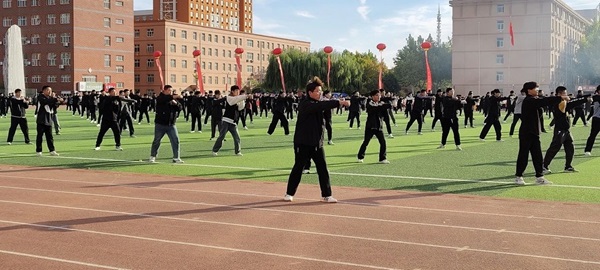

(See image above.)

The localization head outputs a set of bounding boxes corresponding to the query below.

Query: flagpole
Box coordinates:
[478,21,481,96]
[508,17,512,92]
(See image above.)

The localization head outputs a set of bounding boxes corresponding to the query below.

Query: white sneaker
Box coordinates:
[283,194,293,202]
[96,124,100,127]
[418,132,423,135]
[535,177,552,185]
[542,167,552,175]
[302,169,310,174]
[172,158,184,163]
[515,176,525,186]
[456,145,462,151]
[36,152,42,157]
[585,152,592,157]
[327,140,334,145]
[138,122,141,125]
[49,151,59,156]
[437,144,445,149]
[235,152,243,156]
[148,156,156,163]
[94,146,100,151]
[322,196,338,203]
[497,139,505,142]
[464,125,468,128]
[379,160,390,164]
[243,126,248,130]
[115,146,123,151]
[198,131,202,133]
[7,142,11,145]
[212,152,218,156]
[357,159,364,163]
[190,130,195,133]
[388,134,394,138]
[479,138,486,142]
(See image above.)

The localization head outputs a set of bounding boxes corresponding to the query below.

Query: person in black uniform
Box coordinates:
[189,91,203,133]
[357,89,391,164]
[542,86,590,173]
[6,89,31,145]
[380,89,395,138]
[138,94,151,124]
[212,85,250,156]
[431,89,444,131]
[267,91,290,135]
[283,77,350,203]
[438,88,462,150]
[322,90,335,145]
[463,91,477,128]
[479,89,510,141]
[584,86,600,156]
[348,91,365,129]
[405,90,431,135]
[514,82,564,185]
[35,86,62,156]
[209,91,225,140]
[572,90,588,127]
[95,88,128,151]
[149,85,184,163]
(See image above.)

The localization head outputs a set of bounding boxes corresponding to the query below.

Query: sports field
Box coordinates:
[0,109,598,203]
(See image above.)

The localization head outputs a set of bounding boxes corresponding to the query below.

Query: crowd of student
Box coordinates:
[1,80,599,202]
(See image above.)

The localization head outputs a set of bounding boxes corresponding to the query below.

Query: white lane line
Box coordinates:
[3,153,600,190]
[2,175,600,225]
[0,249,128,270]
[2,194,600,245]
[0,220,399,270]
[1,215,599,266]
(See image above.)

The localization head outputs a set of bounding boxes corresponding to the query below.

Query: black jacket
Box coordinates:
[519,95,561,137]
[441,96,461,118]
[365,100,391,131]
[36,94,58,126]
[100,96,122,122]
[293,98,340,148]
[154,93,182,126]
[552,95,590,131]
[486,96,509,119]
[9,97,28,118]
[271,96,287,114]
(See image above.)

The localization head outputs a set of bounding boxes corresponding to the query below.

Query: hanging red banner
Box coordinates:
[276,55,286,93]
[425,50,432,92]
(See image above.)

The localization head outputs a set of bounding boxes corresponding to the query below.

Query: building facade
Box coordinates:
[153,0,252,33]
[450,0,597,95]
[0,0,134,95]
[134,17,309,94]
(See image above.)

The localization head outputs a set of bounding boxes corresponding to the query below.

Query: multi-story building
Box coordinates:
[153,0,252,33]
[0,0,134,95]
[134,12,309,94]
[450,0,598,95]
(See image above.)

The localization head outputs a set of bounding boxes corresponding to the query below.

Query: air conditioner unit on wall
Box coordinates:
[59,65,65,69]
[63,42,69,47]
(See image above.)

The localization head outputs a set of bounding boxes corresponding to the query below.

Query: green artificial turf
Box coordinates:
[0,108,598,203]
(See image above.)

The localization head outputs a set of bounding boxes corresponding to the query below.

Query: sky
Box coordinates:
[134,0,599,67]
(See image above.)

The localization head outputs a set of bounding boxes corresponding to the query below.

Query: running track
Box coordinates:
[1,165,599,270]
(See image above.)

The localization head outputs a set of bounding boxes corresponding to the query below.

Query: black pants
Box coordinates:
[348,111,361,128]
[431,114,441,130]
[204,110,212,125]
[383,115,392,135]
[441,117,461,146]
[509,114,522,136]
[267,112,289,135]
[190,112,202,131]
[239,110,247,127]
[584,118,600,153]
[587,108,594,121]
[405,112,423,133]
[503,109,513,121]
[286,144,332,198]
[210,117,221,138]
[245,108,253,123]
[543,129,574,169]
[388,109,396,125]
[538,110,546,132]
[119,115,135,136]
[138,110,150,123]
[516,134,544,177]
[464,110,474,127]
[96,120,121,147]
[89,106,97,121]
[35,124,55,152]
[480,117,502,140]
[357,129,387,161]
[7,117,30,143]
[72,104,81,115]
[325,118,333,141]
[260,107,269,118]
[572,108,587,126]
[286,108,294,119]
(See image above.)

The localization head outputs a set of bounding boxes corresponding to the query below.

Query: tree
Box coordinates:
[575,20,600,86]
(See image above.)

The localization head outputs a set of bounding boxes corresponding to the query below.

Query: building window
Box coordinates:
[104,54,111,67]
[2,17,11,27]
[181,60,187,69]
[170,74,176,83]
[169,44,176,53]
[60,13,70,24]
[496,71,504,82]
[104,17,111,28]
[147,28,154,37]
[134,29,140,37]
[17,16,27,26]
[60,33,70,43]
[31,15,41,25]
[18,0,26,7]
[201,33,205,41]
[2,0,11,8]
[134,59,140,67]
[31,75,41,83]
[181,30,187,39]
[82,75,97,82]
[247,65,253,73]
[116,82,124,88]
[115,1,123,7]
[104,36,111,46]
[497,20,504,31]
[31,53,41,66]
[147,43,154,52]
[31,0,40,6]
[147,59,154,67]
[116,66,124,73]
[116,37,124,43]
[60,52,70,65]
[147,74,154,83]
[116,55,124,62]
[169,29,176,37]
[181,45,187,54]
[193,32,197,40]
[214,62,218,70]
[134,74,140,83]
[247,39,254,47]
[47,14,56,25]
[47,0,56,5]
[497,4,504,13]
[496,38,504,48]
[47,33,56,44]
[47,76,57,83]
[134,44,140,53]
[47,53,57,66]
[59,0,68,4]
[103,0,110,9]
[103,76,111,83]
[181,75,187,83]
[170,59,176,67]
[31,34,40,44]
[61,75,70,82]
[496,54,504,64]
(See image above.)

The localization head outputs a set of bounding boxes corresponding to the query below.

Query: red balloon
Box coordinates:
[192,50,201,57]
[272,47,283,55]
[323,46,333,54]
[421,42,432,50]
[234,47,244,55]
[376,43,386,51]
[153,51,162,58]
